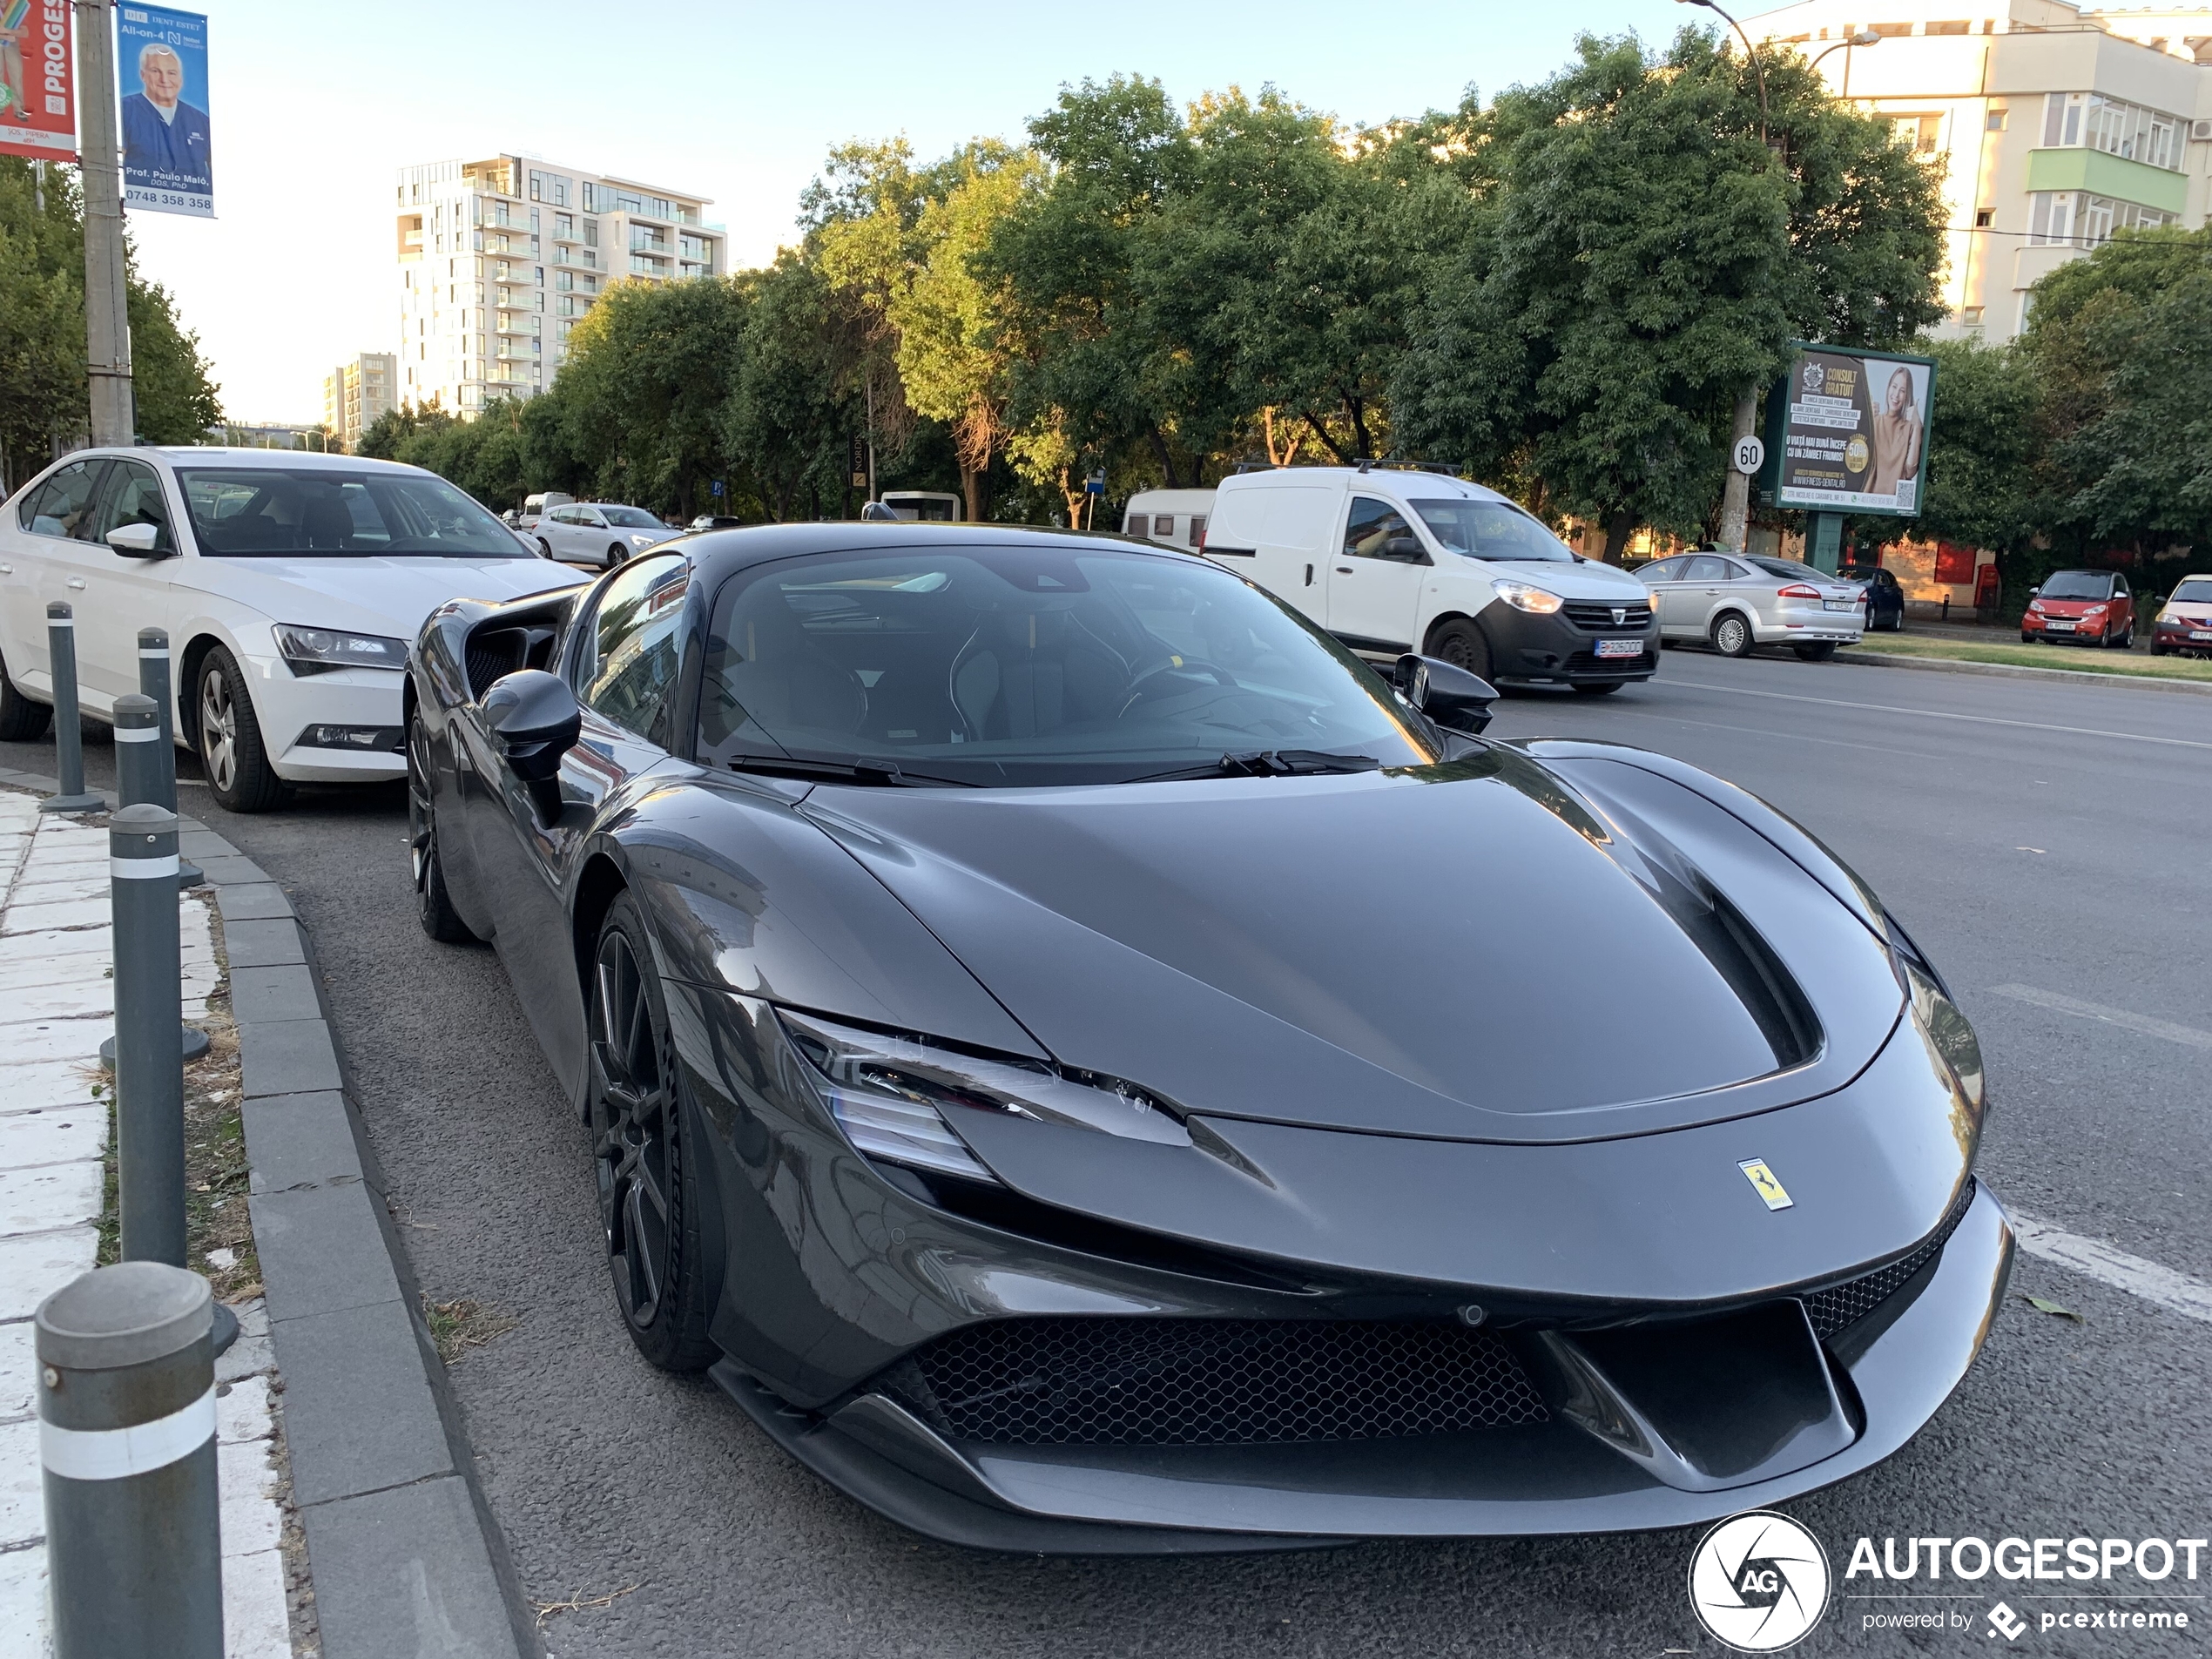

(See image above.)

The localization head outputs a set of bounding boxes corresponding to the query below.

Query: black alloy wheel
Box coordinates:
[408,713,475,943]
[0,651,52,741]
[1710,612,1753,658]
[589,894,717,1371]
[1427,618,1493,682]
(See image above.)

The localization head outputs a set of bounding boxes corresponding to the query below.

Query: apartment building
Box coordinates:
[1750,0,2212,340]
[322,353,396,451]
[395,155,725,415]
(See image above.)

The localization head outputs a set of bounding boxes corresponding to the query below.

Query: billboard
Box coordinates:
[0,0,76,162]
[1761,344,1936,518]
[118,3,211,218]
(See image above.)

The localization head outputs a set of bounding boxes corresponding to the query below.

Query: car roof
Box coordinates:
[674,520,1208,586]
[135,447,427,475]
[1219,466,1511,508]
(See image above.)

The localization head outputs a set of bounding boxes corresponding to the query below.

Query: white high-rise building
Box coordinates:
[395,154,725,415]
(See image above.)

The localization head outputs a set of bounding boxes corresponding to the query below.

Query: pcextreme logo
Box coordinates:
[1688,1511,1833,1652]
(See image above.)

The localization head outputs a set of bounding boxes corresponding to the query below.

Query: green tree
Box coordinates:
[1909,337,2041,604]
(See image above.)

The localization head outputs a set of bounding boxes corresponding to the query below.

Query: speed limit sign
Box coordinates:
[1731,435,1766,475]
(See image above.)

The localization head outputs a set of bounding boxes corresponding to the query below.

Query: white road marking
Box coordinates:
[1986,983,2212,1051]
[2009,1211,2212,1326]
[1668,678,2212,752]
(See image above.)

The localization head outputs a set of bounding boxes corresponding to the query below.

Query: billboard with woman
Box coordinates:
[1762,346,1936,517]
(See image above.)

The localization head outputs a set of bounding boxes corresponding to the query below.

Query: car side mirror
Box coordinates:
[1381,535,1427,563]
[481,669,581,783]
[105,523,164,557]
[2027,587,2040,598]
[1393,653,1497,736]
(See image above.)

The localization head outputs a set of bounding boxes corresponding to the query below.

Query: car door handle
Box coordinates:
[1335,565,1353,575]
[67,577,85,590]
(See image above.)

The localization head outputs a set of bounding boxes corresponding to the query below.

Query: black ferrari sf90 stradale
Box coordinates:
[404,523,2010,1552]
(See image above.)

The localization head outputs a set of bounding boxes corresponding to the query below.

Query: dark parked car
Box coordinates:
[404,523,2010,1550]
[2022,569,2134,648]
[1838,564,1905,631]
[689,514,747,532]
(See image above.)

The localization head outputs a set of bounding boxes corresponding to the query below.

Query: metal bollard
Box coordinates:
[39,602,105,814]
[136,629,205,887]
[111,804,189,1266]
[37,1261,225,1659]
[103,707,211,1070]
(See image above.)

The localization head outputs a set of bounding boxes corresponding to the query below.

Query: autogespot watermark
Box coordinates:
[1844,1533,2206,1642]
[1686,1519,2207,1649]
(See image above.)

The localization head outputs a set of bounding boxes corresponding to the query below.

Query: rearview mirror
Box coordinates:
[1393,654,1497,736]
[105,523,163,557]
[481,669,581,783]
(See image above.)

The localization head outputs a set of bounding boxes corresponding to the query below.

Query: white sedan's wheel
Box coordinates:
[195,647,287,813]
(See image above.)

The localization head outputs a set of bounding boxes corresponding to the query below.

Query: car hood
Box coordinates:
[798,748,1906,1145]
[179,556,587,639]
[1463,560,1648,601]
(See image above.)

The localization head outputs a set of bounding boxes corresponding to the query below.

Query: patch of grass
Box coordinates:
[421,1294,520,1366]
[1849,633,2212,682]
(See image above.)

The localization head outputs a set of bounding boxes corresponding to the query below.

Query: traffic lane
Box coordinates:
[1486,653,2212,1282]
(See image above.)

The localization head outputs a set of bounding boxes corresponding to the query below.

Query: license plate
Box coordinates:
[2192,631,2212,641]
[1823,598,1857,610]
[1595,638,1643,658]
[2045,621,2075,632]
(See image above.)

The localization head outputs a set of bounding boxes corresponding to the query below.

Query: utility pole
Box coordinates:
[1717,388,1758,551]
[76,0,135,446]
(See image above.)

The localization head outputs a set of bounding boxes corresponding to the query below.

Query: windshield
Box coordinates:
[699,544,1440,786]
[599,506,663,529]
[2171,579,2212,604]
[1748,557,1829,583]
[1407,499,1575,563]
[2040,571,2113,601]
[178,469,529,559]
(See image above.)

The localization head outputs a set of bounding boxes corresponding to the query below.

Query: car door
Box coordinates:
[539,504,576,562]
[0,462,95,690]
[2113,574,2133,641]
[1326,496,1430,652]
[10,458,113,701]
[479,552,694,1087]
[1635,557,1687,637]
[1682,556,1743,637]
[577,508,615,565]
[76,457,183,705]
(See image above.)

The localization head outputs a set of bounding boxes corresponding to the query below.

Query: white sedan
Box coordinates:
[0,448,588,813]
[533,502,684,568]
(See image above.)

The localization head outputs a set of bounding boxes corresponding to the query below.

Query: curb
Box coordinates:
[1832,647,2212,698]
[0,765,533,1659]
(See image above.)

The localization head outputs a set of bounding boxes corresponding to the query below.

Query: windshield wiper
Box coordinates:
[725,755,973,788]
[1127,750,1385,784]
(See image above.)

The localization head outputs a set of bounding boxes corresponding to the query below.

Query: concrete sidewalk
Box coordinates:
[0,789,296,1658]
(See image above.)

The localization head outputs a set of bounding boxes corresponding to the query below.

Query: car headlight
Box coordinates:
[1881,910,1984,1115]
[273,624,408,675]
[629,532,658,546]
[2083,605,2107,618]
[1494,580,1564,615]
[779,1008,1190,1184]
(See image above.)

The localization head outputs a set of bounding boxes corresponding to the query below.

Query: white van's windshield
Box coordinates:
[1408,500,1575,563]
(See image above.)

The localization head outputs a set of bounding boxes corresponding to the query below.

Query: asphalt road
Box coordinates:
[12,650,2210,1657]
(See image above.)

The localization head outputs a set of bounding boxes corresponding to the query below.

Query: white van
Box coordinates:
[1201,465,1658,693]
[1122,488,1216,551]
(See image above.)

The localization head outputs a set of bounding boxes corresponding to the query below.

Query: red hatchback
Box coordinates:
[2022,569,2135,649]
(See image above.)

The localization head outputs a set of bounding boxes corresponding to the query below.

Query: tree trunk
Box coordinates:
[1600,509,1638,565]
[1300,412,1349,464]
[1344,393,1374,463]
[1146,428,1183,489]
[960,463,984,524]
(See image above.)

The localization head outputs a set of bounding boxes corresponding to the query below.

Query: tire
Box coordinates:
[2151,640,2171,658]
[0,651,51,742]
[408,712,477,944]
[536,537,552,558]
[2021,631,2036,644]
[589,893,718,1372]
[1572,680,1625,695]
[194,645,288,813]
[1710,612,1753,658]
[2113,625,2134,651]
[1426,618,1494,682]
[607,543,628,568]
[1793,643,1837,662]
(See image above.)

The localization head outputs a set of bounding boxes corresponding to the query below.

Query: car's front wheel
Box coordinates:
[0,651,51,742]
[1710,612,1753,658]
[196,646,287,813]
[1427,618,1493,682]
[408,713,476,944]
[589,894,717,1372]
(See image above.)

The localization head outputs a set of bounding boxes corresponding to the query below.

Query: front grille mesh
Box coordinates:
[1563,601,1653,634]
[1802,1179,1976,1339]
[882,1317,1550,1446]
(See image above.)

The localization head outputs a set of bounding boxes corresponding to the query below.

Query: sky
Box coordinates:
[123,0,1750,421]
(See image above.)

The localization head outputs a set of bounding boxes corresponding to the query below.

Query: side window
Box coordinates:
[1343,496,1426,563]
[89,461,174,551]
[1684,556,1734,583]
[2114,577,2130,598]
[19,460,107,540]
[577,555,691,745]
[1640,557,1684,583]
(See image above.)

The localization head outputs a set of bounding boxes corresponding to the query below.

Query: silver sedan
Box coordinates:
[1635,553,1865,660]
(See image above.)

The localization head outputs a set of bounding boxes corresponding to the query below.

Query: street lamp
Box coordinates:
[1809,30,1882,73]
[1676,0,1768,143]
